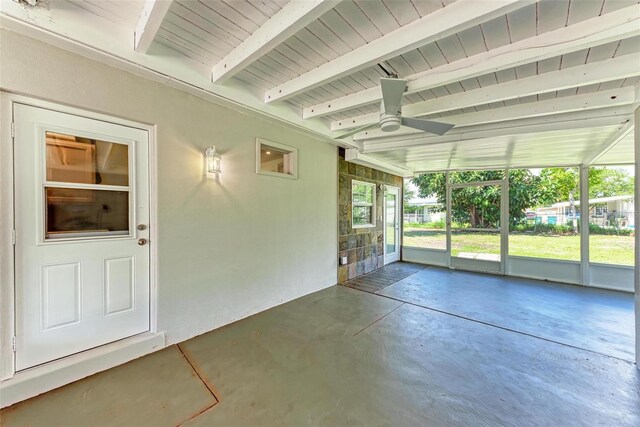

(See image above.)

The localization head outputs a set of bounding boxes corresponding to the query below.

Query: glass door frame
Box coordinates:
[384,185,401,264]
[445,172,509,274]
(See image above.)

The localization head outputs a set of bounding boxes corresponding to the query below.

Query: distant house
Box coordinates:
[535,195,634,227]
[404,197,444,224]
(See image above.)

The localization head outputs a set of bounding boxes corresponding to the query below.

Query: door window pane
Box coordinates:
[46,188,129,239]
[386,193,396,254]
[46,131,129,186]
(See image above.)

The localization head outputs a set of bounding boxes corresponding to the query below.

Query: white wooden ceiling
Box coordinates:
[1,0,639,175]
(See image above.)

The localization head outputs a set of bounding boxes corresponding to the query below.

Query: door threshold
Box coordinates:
[0,332,165,408]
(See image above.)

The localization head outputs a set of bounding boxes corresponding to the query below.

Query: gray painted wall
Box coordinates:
[0,29,338,345]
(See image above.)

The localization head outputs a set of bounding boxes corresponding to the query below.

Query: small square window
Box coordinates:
[256,138,298,179]
[352,180,376,228]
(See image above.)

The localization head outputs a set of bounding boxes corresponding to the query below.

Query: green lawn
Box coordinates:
[403,228,634,265]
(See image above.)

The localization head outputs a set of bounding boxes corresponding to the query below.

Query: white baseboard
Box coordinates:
[0,332,165,408]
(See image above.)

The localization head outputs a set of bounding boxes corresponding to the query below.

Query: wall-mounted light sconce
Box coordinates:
[379,184,387,191]
[205,146,221,177]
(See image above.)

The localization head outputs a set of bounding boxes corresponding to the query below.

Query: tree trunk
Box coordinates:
[470,205,477,228]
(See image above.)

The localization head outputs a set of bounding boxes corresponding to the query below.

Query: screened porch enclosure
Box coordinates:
[404,165,635,292]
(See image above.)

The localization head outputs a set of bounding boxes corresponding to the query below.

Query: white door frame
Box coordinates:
[446,175,509,274]
[0,93,160,386]
[384,185,401,264]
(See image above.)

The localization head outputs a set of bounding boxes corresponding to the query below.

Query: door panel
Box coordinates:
[14,104,150,370]
[41,262,81,330]
[384,186,401,264]
[104,257,135,315]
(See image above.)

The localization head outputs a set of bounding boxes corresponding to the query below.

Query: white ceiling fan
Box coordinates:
[335,77,455,139]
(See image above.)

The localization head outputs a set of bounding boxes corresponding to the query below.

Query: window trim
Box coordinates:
[352,179,376,229]
[256,138,298,180]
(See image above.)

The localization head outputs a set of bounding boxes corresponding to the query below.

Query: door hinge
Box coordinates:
[10,122,15,139]
[12,336,16,352]
[11,229,16,245]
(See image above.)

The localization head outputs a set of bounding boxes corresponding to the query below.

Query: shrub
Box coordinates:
[588,223,633,236]
[510,223,574,235]
[509,222,633,236]
[404,220,446,229]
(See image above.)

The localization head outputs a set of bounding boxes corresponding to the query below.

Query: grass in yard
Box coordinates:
[452,231,500,256]
[403,228,634,265]
[589,235,634,265]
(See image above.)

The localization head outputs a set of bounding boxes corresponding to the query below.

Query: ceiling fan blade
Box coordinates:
[334,123,379,139]
[401,117,454,135]
[380,78,407,115]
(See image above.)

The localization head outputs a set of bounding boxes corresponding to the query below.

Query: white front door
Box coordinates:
[13,104,151,370]
[384,185,401,264]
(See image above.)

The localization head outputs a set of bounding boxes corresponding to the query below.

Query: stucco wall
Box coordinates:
[0,29,338,345]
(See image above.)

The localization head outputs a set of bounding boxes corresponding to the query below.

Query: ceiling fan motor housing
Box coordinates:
[380,112,402,132]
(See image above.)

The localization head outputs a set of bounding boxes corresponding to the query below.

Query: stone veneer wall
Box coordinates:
[338,148,403,283]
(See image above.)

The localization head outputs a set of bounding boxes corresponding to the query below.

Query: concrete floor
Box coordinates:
[2,266,638,426]
[376,265,635,361]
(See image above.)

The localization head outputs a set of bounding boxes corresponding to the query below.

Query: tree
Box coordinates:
[402,183,424,214]
[411,170,542,227]
[537,168,581,205]
[537,167,633,203]
[411,167,635,228]
[589,168,633,198]
[403,182,415,205]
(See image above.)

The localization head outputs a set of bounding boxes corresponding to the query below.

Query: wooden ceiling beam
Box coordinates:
[351,87,635,141]
[264,0,533,103]
[134,0,173,53]
[306,4,640,119]
[212,0,340,84]
[361,106,635,153]
[331,53,640,131]
[0,0,342,147]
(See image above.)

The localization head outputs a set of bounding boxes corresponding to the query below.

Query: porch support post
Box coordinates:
[501,170,509,274]
[580,165,589,286]
[446,172,452,268]
[634,105,640,367]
